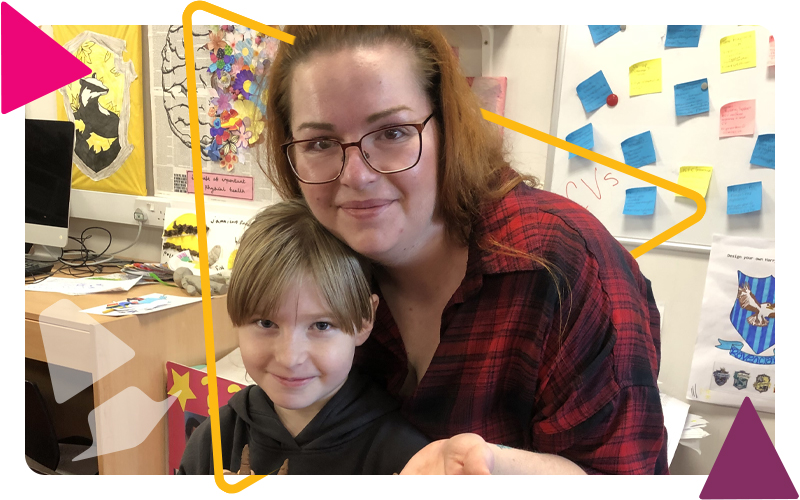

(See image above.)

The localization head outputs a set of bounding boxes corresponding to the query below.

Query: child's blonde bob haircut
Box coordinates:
[227,199,374,335]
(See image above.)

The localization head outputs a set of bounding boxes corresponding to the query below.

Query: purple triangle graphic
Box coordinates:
[1,2,91,113]
[701,397,797,499]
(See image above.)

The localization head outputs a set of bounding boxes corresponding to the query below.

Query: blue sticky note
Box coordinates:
[623,186,657,215]
[727,182,762,214]
[665,25,702,48]
[588,25,620,44]
[674,78,709,116]
[577,71,613,113]
[621,131,657,168]
[750,134,775,169]
[566,123,594,158]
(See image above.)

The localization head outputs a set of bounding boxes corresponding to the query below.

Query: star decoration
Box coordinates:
[168,369,196,412]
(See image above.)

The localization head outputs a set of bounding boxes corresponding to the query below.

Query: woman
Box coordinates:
[261,25,668,475]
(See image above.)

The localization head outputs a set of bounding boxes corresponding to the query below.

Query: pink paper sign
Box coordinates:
[719,99,756,138]
[186,171,254,200]
[768,35,775,66]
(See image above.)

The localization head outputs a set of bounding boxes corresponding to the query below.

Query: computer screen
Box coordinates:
[25,119,75,249]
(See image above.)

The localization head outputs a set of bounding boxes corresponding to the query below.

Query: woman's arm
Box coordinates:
[399,433,586,475]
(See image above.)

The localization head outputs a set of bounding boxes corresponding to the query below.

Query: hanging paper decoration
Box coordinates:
[149,25,277,202]
[203,25,276,172]
[54,26,146,195]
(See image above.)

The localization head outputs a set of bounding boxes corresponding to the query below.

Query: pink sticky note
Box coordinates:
[768,35,775,66]
[720,99,756,138]
[186,171,254,200]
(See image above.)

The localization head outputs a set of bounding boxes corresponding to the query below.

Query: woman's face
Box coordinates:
[289,44,441,265]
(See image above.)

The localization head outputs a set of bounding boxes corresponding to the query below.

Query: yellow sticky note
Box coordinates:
[629,59,662,96]
[677,166,713,198]
[720,31,756,73]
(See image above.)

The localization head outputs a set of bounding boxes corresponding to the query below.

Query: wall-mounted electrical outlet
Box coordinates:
[133,197,170,227]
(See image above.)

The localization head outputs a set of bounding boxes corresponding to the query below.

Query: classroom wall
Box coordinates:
[27,25,765,474]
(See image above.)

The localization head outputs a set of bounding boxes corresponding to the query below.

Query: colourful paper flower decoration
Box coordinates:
[236,125,252,149]
[237,37,255,65]
[212,92,234,112]
[225,31,243,48]
[204,140,222,161]
[221,153,238,171]
[233,69,255,99]
[207,105,217,117]
[233,100,264,144]
[206,30,226,52]
[231,56,246,75]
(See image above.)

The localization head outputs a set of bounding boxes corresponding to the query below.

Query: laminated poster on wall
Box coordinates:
[686,234,775,413]
[53,26,146,196]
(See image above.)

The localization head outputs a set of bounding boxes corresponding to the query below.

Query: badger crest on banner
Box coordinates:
[716,271,775,365]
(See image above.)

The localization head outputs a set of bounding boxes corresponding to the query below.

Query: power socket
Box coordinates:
[132,197,171,227]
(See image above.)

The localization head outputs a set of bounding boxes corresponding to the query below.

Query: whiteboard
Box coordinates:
[547,25,775,248]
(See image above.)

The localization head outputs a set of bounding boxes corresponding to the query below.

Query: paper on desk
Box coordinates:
[25,275,142,295]
[680,438,702,455]
[81,292,202,316]
[659,392,691,466]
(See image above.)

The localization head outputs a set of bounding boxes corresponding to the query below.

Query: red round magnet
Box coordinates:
[607,93,619,106]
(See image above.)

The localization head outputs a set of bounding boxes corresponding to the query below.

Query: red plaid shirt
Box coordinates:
[354,182,668,474]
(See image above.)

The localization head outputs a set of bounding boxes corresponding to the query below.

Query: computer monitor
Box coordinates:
[25,119,75,257]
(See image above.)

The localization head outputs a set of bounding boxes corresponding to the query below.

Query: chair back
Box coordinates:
[25,380,60,471]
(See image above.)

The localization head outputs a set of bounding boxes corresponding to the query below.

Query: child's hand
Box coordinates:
[399,433,494,475]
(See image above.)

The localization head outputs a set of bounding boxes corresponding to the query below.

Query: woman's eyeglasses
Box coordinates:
[282,113,435,184]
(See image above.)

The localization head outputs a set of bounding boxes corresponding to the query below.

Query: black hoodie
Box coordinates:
[178,370,431,475]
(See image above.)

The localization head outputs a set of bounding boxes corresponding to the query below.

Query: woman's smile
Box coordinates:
[338,199,395,219]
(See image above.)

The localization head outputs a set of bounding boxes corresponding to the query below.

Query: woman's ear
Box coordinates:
[355,294,380,347]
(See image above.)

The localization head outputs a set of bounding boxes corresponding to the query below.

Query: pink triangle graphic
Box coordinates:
[1,2,91,113]
[701,397,797,499]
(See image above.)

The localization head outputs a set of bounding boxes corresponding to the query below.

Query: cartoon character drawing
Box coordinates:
[754,374,771,393]
[733,370,750,390]
[713,367,730,386]
[73,73,122,173]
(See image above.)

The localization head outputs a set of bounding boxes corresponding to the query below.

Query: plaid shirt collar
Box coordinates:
[449,184,545,307]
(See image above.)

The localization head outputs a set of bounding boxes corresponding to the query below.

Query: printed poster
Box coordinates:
[687,234,775,413]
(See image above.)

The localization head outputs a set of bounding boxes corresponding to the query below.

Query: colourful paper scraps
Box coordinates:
[665,25,702,48]
[629,58,662,96]
[566,123,594,158]
[677,166,713,198]
[719,99,755,137]
[750,134,775,168]
[577,70,613,113]
[623,186,657,215]
[588,25,620,45]
[768,35,775,66]
[621,131,657,168]
[727,181,762,214]
[674,78,709,116]
[720,31,756,73]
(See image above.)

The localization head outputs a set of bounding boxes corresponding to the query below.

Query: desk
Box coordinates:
[25,279,238,474]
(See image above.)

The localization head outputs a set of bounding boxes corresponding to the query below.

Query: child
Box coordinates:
[178,199,430,475]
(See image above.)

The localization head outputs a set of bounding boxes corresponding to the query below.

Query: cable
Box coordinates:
[47,222,143,268]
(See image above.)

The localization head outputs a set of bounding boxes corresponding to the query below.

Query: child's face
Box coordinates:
[238,276,378,414]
